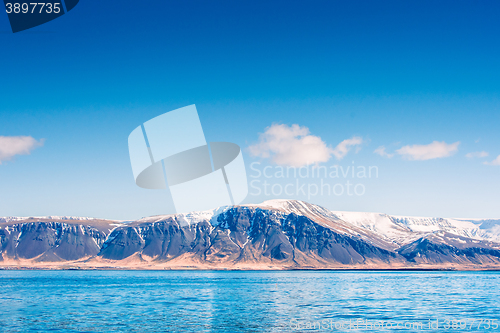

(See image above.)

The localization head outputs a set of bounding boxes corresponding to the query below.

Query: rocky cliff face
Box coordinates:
[397,231,500,265]
[1,202,500,269]
[99,207,402,267]
[0,221,108,261]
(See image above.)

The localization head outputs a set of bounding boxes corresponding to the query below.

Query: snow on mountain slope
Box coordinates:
[245,200,400,250]
[249,199,338,221]
[455,219,500,241]
[0,216,112,223]
[247,199,500,246]
[330,211,419,245]
[4,200,498,248]
[336,212,500,245]
[133,206,230,226]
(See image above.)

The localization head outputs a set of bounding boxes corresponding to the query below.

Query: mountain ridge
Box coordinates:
[1,200,500,270]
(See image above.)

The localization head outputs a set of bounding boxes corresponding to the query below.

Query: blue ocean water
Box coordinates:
[0,270,499,332]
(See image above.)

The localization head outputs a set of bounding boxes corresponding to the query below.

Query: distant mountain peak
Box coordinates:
[0,216,104,223]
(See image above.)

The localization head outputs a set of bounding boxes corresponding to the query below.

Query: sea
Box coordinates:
[0,270,499,332]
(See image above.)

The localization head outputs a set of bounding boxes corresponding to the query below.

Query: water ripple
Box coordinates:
[0,270,499,332]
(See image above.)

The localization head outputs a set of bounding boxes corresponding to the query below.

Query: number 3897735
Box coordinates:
[5,3,61,14]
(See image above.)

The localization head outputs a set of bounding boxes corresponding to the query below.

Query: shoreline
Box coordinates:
[2,266,500,272]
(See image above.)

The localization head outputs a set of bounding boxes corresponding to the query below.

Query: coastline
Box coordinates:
[2,258,500,272]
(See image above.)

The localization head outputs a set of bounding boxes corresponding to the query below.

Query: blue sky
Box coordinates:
[1,0,499,219]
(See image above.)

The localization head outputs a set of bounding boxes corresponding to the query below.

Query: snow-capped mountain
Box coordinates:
[248,199,500,246]
[1,200,499,269]
[0,216,107,223]
[133,206,230,227]
[346,213,500,244]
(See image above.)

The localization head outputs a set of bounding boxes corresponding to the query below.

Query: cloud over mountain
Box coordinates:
[248,124,362,167]
[331,136,363,160]
[374,146,394,158]
[248,124,331,167]
[485,155,500,166]
[466,151,489,159]
[396,141,459,161]
[0,136,45,164]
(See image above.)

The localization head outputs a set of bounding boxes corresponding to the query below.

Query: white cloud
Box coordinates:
[248,124,331,167]
[396,141,459,161]
[0,136,45,164]
[331,136,363,160]
[465,151,489,159]
[374,146,394,158]
[484,155,500,166]
[248,124,361,167]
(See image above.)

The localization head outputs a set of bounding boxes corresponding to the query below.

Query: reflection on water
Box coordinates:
[0,270,499,332]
